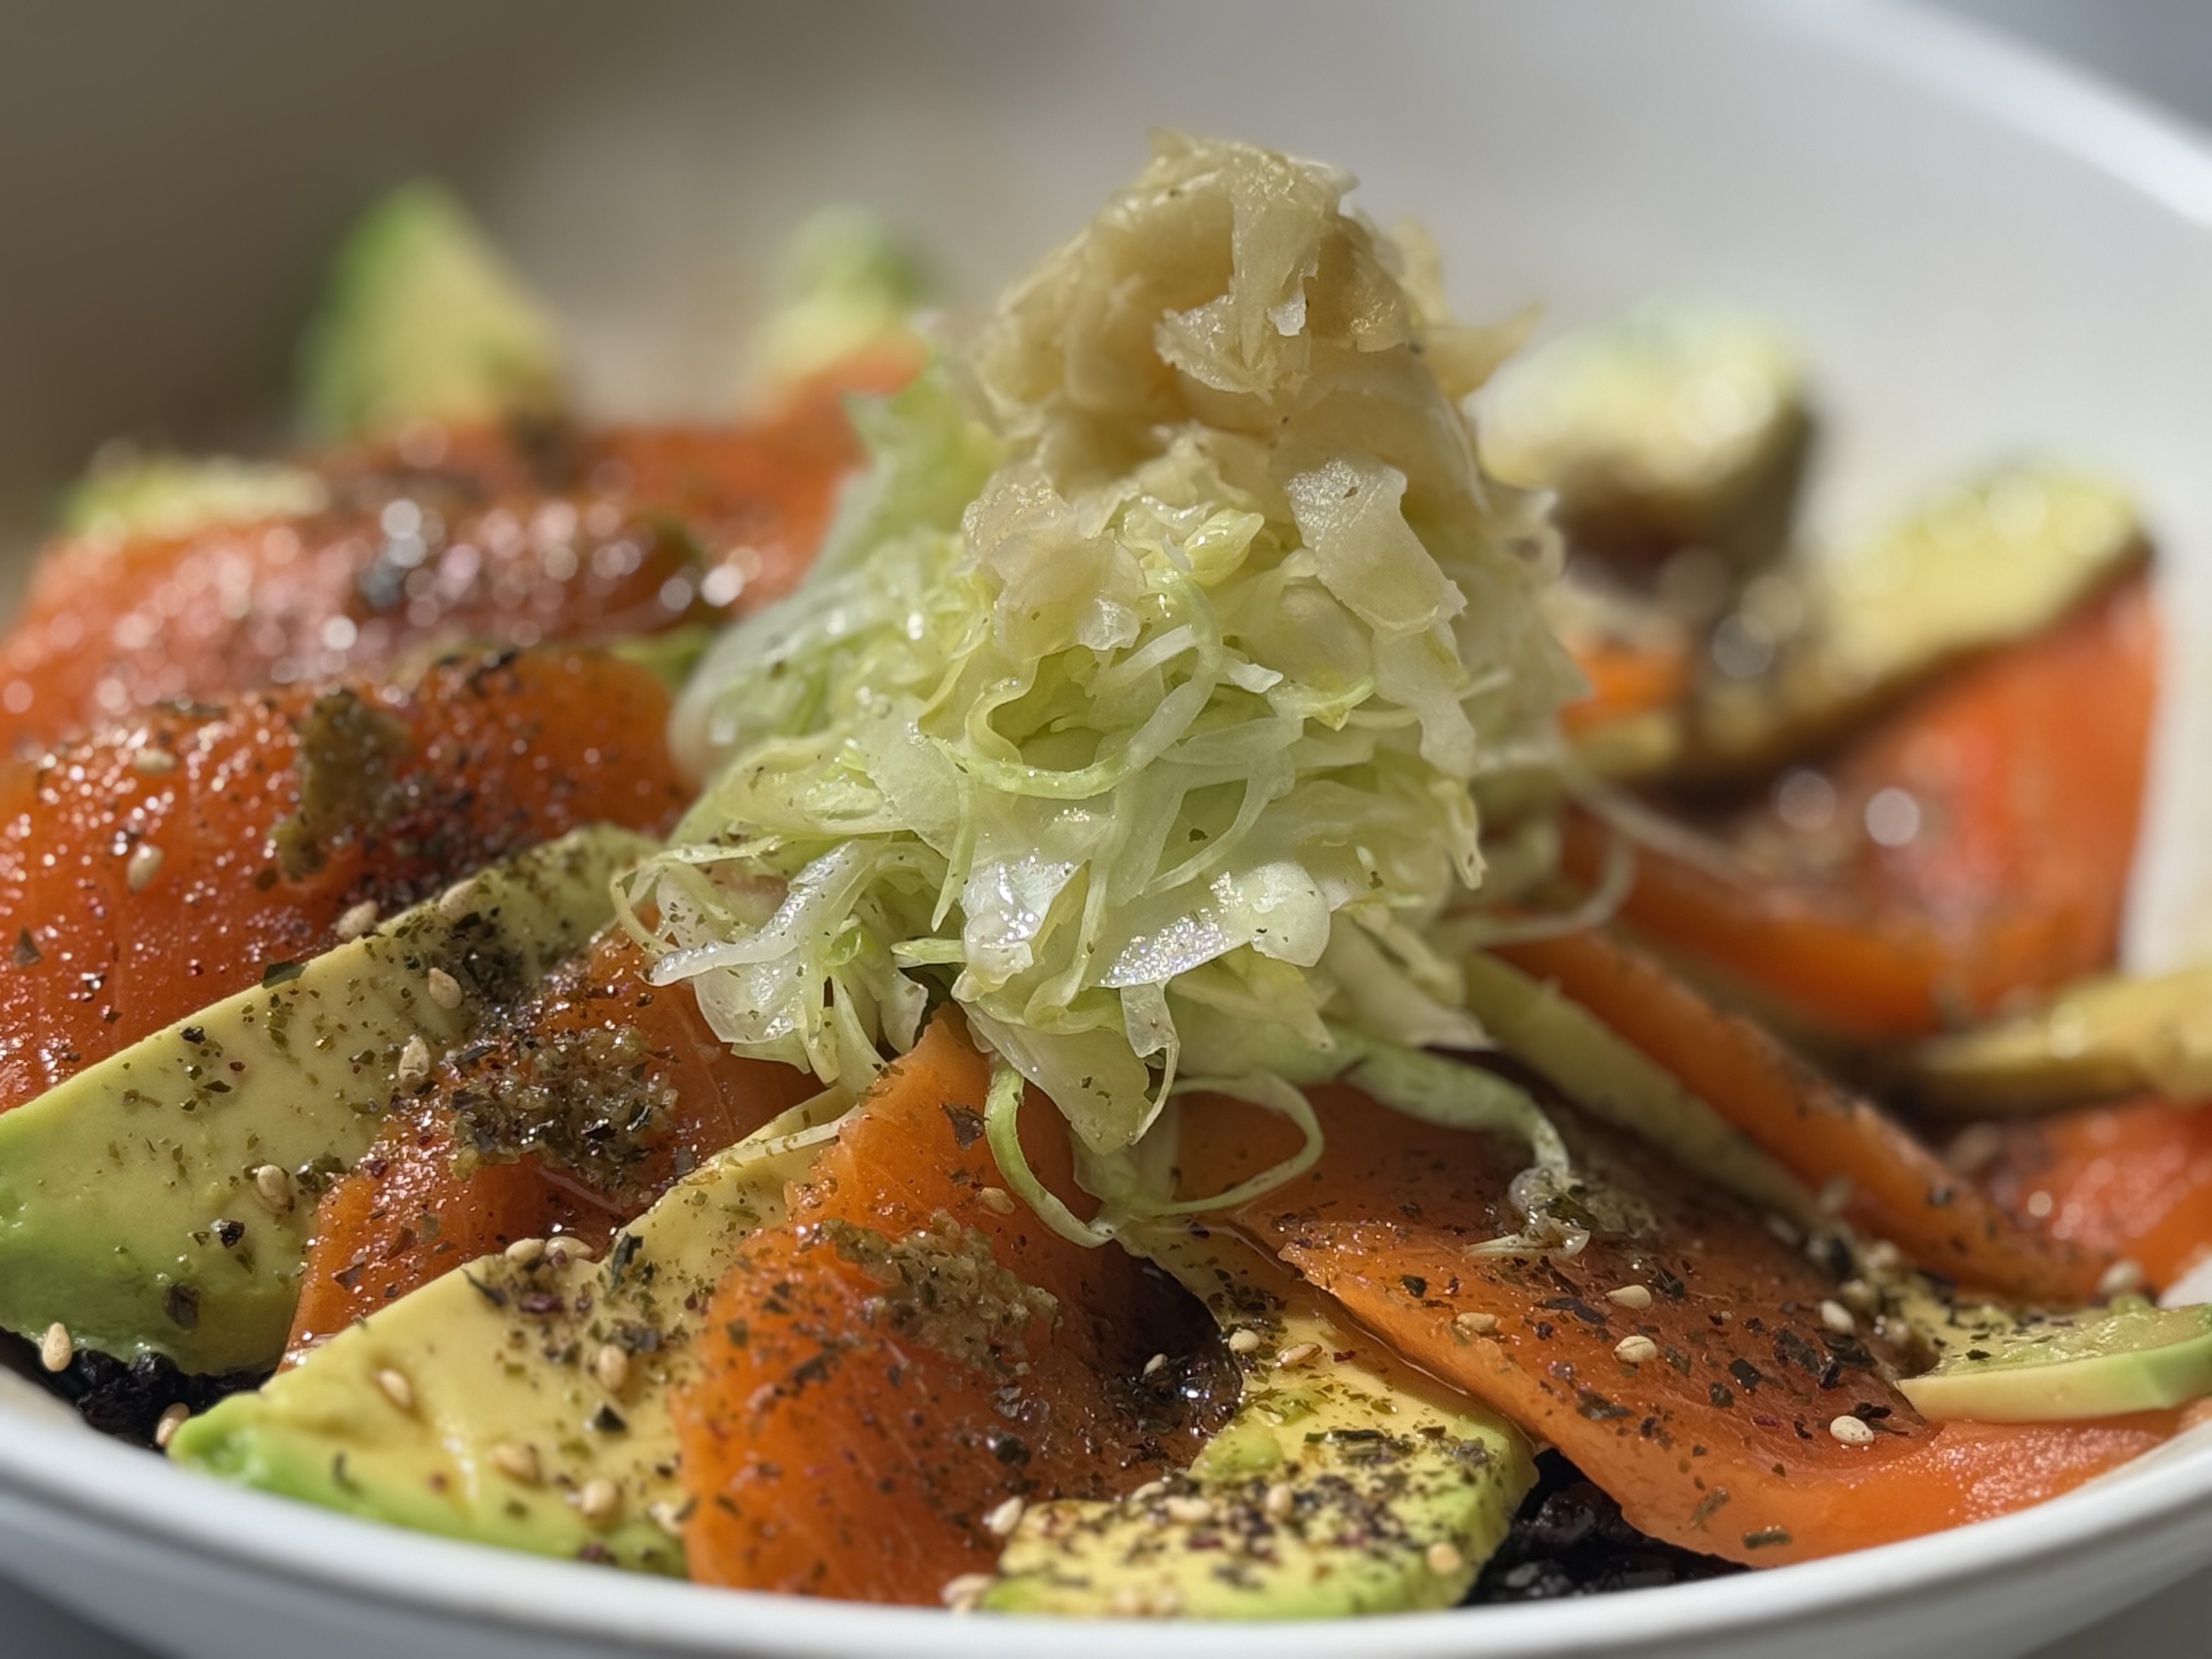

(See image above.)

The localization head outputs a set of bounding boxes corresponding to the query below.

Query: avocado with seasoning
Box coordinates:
[1897,1298,2212,1423]
[169,1088,851,1573]
[974,1222,1536,1619]
[297,179,563,441]
[0,826,649,1375]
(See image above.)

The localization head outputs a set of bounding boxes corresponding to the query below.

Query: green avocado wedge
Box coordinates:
[978,1222,1536,1619]
[170,1088,853,1572]
[1898,1299,2212,1423]
[297,179,563,441]
[0,826,650,1374]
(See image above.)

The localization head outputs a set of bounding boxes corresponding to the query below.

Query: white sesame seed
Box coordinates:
[505,1237,546,1266]
[1559,1228,1591,1259]
[1453,1310,1499,1336]
[2098,1259,2145,1299]
[975,1185,1017,1215]
[592,1344,630,1393]
[1818,1299,1857,1335]
[1129,1480,1167,1503]
[251,1164,294,1216]
[548,1237,597,1266]
[984,1496,1026,1538]
[425,968,464,1010]
[1613,1334,1660,1364]
[332,900,380,943]
[1276,1341,1322,1369]
[1263,1481,1295,1521]
[576,1477,620,1526]
[1829,1414,1877,1446]
[1226,1328,1262,1355]
[38,1323,72,1373]
[647,1498,690,1537]
[435,878,481,922]
[1142,1352,1168,1378]
[1861,1240,1903,1274]
[394,1033,432,1088]
[941,1572,994,1612]
[1163,1494,1214,1525]
[132,747,178,776]
[154,1402,190,1449]
[1818,1175,1854,1216]
[374,1368,415,1413]
[124,844,164,892]
[1425,1540,1466,1576]
[489,1440,541,1485]
[1605,1284,1652,1310]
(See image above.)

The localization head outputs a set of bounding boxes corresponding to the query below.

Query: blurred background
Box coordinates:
[0,0,2209,1650]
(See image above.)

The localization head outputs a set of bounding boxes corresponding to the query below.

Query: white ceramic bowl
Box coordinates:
[6,2,2212,1655]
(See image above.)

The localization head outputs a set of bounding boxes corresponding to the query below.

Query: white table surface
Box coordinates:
[8,0,2212,1651]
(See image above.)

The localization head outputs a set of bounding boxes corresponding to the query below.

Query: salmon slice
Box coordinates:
[1181,1085,2169,1567]
[0,409,865,748]
[1976,1099,2212,1290]
[674,1013,1232,1605]
[0,648,688,1112]
[282,929,816,1361]
[1496,930,2109,1306]
[1572,573,2158,1039]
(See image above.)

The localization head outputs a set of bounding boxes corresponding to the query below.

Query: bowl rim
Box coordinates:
[8,0,2212,1650]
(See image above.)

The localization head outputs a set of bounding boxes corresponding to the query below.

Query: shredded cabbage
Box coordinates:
[638,133,1584,1240]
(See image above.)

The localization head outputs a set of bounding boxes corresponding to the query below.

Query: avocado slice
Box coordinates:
[1905,965,2212,1115]
[1670,464,2145,780]
[297,179,563,441]
[1478,302,1809,570]
[171,1087,853,1572]
[1897,1299,2212,1423]
[749,205,930,394]
[0,826,649,1374]
[60,449,327,544]
[975,1222,1536,1618]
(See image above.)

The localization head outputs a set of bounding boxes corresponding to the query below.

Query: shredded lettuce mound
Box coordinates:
[634,133,1584,1241]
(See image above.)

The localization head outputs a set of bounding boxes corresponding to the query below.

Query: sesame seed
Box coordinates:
[1818,1299,1857,1335]
[2098,1259,2145,1299]
[425,968,464,1010]
[1818,1175,1854,1216]
[647,1498,691,1537]
[154,1403,190,1449]
[1163,1495,1214,1525]
[132,747,178,776]
[125,845,164,892]
[941,1572,994,1613]
[1829,1414,1876,1446]
[1605,1284,1652,1310]
[332,900,380,943]
[548,1237,597,1266]
[1613,1334,1659,1364]
[577,1477,620,1526]
[1142,1352,1168,1378]
[1839,1278,1880,1314]
[1263,1481,1295,1521]
[374,1368,415,1413]
[1425,1540,1466,1576]
[1226,1328,1262,1355]
[394,1033,432,1088]
[1453,1310,1499,1336]
[489,1441,541,1485]
[435,878,481,922]
[38,1323,72,1373]
[1129,1480,1167,1503]
[251,1164,294,1215]
[984,1496,1026,1538]
[1276,1341,1322,1369]
[592,1344,630,1393]
[505,1238,546,1266]
[976,1185,1016,1215]
[1861,1240,1903,1274]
